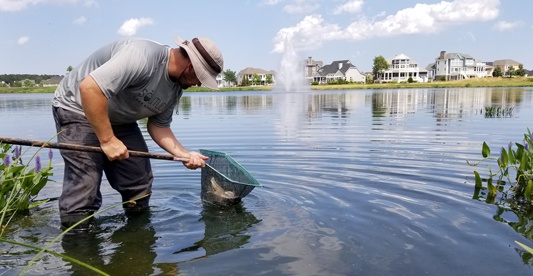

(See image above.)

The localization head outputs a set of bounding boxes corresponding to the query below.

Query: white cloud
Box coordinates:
[117,17,154,36]
[273,0,501,53]
[333,0,364,15]
[493,20,522,31]
[73,16,87,25]
[283,0,319,14]
[17,36,29,45]
[0,0,78,12]
[272,14,344,53]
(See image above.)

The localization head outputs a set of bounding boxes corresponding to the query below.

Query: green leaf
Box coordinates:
[520,153,528,172]
[500,148,509,168]
[525,180,533,200]
[508,148,516,164]
[474,171,482,188]
[482,142,490,158]
[487,176,497,197]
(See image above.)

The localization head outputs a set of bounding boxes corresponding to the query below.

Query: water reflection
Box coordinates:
[59,204,260,275]
[3,89,533,275]
[173,204,261,258]
[61,211,157,275]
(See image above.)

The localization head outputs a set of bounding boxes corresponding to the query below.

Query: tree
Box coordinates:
[252,73,261,85]
[66,65,73,74]
[266,74,273,85]
[493,67,502,77]
[222,69,237,86]
[240,75,250,86]
[517,64,526,77]
[372,56,388,82]
[507,66,516,78]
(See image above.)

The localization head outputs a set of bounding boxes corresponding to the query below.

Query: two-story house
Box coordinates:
[305,57,323,83]
[431,51,490,81]
[312,60,366,84]
[379,54,428,83]
[237,67,276,86]
[493,59,523,76]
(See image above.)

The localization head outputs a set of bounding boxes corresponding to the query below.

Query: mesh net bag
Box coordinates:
[200,149,260,206]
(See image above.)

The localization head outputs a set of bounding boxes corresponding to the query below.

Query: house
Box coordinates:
[237,67,276,86]
[493,59,523,76]
[312,60,365,84]
[42,76,63,87]
[305,57,323,82]
[379,53,427,83]
[430,51,490,81]
[215,73,232,88]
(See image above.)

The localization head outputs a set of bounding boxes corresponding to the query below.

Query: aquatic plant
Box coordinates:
[468,129,533,204]
[482,106,515,118]
[468,129,533,265]
[0,143,54,235]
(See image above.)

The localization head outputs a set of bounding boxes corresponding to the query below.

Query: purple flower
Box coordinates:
[4,154,10,167]
[14,146,20,159]
[35,155,41,173]
[48,148,53,160]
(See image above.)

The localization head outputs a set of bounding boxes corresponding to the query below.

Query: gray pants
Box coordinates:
[53,107,153,227]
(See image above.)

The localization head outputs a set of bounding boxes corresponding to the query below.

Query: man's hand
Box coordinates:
[100,136,129,161]
[182,151,208,170]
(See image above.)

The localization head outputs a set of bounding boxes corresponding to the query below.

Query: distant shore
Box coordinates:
[1,77,532,94]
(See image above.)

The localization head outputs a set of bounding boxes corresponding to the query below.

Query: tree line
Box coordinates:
[0,74,63,87]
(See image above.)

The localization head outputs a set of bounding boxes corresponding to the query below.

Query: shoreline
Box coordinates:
[1,77,532,93]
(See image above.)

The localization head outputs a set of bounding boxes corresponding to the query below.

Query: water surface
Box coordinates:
[1,88,532,275]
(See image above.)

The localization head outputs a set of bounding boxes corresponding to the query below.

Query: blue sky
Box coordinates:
[0,0,531,75]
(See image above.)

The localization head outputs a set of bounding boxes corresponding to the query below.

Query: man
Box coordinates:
[52,36,223,231]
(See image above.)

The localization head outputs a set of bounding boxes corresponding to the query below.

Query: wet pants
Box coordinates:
[53,106,153,227]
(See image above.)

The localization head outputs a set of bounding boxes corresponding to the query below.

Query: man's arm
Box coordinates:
[147,122,207,169]
[79,75,129,160]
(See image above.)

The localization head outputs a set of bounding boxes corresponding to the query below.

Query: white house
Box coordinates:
[431,51,490,81]
[237,67,276,86]
[380,54,427,83]
[312,60,366,84]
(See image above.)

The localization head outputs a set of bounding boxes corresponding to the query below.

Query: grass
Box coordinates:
[2,77,533,94]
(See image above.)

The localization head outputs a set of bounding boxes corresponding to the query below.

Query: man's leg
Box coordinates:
[104,123,153,215]
[53,106,105,231]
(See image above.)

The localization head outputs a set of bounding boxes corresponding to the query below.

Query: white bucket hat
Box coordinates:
[175,37,223,90]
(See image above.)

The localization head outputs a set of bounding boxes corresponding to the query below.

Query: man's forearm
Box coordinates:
[147,123,189,158]
[80,76,114,144]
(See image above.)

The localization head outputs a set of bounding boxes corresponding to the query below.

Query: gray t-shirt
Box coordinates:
[52,38,182,127]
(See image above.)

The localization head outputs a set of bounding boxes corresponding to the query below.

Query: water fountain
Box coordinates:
[275,35,309,92]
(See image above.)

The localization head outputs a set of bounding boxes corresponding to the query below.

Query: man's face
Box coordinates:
[178,64,202,90]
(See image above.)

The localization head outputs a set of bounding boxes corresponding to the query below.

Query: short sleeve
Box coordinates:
[89,45,149,99]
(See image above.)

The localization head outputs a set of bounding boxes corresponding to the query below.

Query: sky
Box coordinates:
[0,0,532,75]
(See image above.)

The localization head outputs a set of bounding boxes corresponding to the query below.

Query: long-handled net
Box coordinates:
[199,149,261,206]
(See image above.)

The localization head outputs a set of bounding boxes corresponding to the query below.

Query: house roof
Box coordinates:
[392,53,410,60]
[316,60,356,76]
[439,52,474,60]
[238,67,276,75]
[493,59,522,66]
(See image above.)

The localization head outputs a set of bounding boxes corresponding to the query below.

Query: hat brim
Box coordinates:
[175,37,220,90]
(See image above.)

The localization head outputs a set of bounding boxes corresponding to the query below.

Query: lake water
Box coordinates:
[1,88,533,275]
